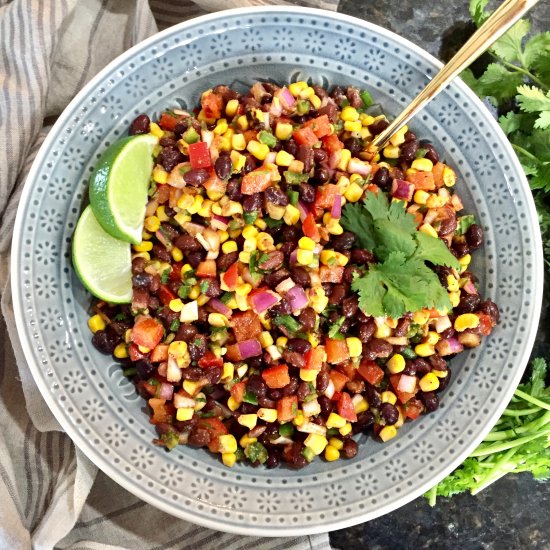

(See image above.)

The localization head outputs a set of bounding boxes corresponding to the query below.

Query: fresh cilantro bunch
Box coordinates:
[426,358,550,505]
[463,0,550,266]
[341,191,460,318]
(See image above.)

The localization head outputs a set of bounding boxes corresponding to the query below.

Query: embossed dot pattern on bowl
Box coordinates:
[11,7,542,536]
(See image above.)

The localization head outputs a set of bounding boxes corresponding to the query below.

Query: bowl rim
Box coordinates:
[11,5,544,536]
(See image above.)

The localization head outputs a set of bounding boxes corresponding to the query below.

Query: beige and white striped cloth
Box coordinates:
[0,1,339,548]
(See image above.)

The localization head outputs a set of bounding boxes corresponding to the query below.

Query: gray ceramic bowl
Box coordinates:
[12,6,543,536]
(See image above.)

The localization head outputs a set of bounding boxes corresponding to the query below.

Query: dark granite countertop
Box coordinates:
[330,1,550,549]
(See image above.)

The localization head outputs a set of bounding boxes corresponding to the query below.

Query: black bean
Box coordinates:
[188,427,211,447]
[280,240,297,258]
[312,167,330,184]
[439,216,458,237]
[181,366,205,381]
[452,238,470,257]
[364,385,382,408]
[400,140,419,163]
[466,224,483,249]
[135,358,155,380]
[404,131,417,142]
[355,411,375,434]
[151,244,170,262]
[342,439,358,459]
[313,148,328,163]
[243,154,257,174]
[132,272,153,289]
[131,256,146,274]
[282,350,306,369]
[284,139,298,156]
[226,178,242,201]
[174,234,201,251]
[157,146,184,172]
[332,232,356,251]
[270,299,292,316]
[298,182,316,203]
[358,320,376,343]
[318,102,338,122]
[243,193,262,212]
[204,278,222,297]
[344,137,363,156]
[265,452,280,469]
[263,268,290,288]
[214,155,232,180]
[247,374,267,398]
[92,329,119,355]
[296,382,310,402]
[422,143,439,164]
[204,365,221,385]
[380,403,399,425]
[455,293,481,314]
[130,114,150,135]
[216,251,238,272]
[318,395,333,417]
[176,323,198,342]
[173,118,191,136]
[368,119,390,135]
[183,168,210,187]
[351,248,374,264]
[281,376,299,397]
[412,358,431,376]
[436,368,452,392]
[329,284,347,305]
[297,145,315,173]
[372,166,390,190]
[189,334,207,362]
[393,317,412,337]
[420,391,439,412]
[265,186,289,206]
[289,265,310,287]
[258,250,284,271]
[343,265,361,284]
[316,370,330,393]
[281,225,300,241]
[479,300,500,324]
[287,338,312,355]
[342,295,359,318]
[298,307,317,332]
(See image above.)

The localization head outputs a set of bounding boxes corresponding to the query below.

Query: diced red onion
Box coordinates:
[331,194,342,219]
[210,214,229,231]
[384,336,409,346]
[201,129,213,148]
[249,425,267,439]
[435,337,464,356]
[296,421,327,435]
[457,332,481,348]
[391,179,414,201]
[463,280,477,294]
[158,382,174,401]
[271,435,294,445]
[209,298,232,318]
[145,199,159,217]
[166,357,182,383]
[397,374,417,394]
[251,82,267,102]
[275,277,296,294]
[297,200,309,222]
[237,338,263,359]
[279,87,296,110]
[269,99,283,117]
[167,162,190,189]
[424,208,438,225]
[324,379,335,399]
[435,315,452,333]
[302,398,321,418]
[173,392,196,409]
[183,222,206,237]
[286,285,308,311]
[289,249,298,265]
[155,230,173,250]
[328,150,342,169]
[265,151,277,165]
[347,158,372,177]
[250,290,281,313]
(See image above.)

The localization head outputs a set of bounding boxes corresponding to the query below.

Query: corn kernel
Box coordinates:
[267,203,286,220]
[449,291,461,308]
[354,397,369,414]
[454,313,480,332]
[88,314,106,333]
[360,113,376,126]
[446,274,459,292]
[275,122,294,140]
[221,240,238,254]
[177,194,194,211]
[389,125,408,146]
[217,434,237,454]
[235,293,249,311]
[169,298,183,313]
[293,410,305,427]
[419,372,440,392]
[344,120,362,132]
[299,86,315,99]
[329,438,344,451]
[156,205,169,222]
[168,246,182,263]
[144,215,160,233]
[298,236,316,251]
[297,249,314,265]
[227,396,240,411]
[186,195,203,215]
[152,165,168,185]
[237,414,258,430]
[426,195,445,209]
[414,190,430,205]
[276,336,288,348]
[443,165,456,186]
[188,284,200,300]
[239,435,257,448]
[433,369,449,378]
[310,94,322,110]
[236,283,252,297]
[379,425,398,442]
[222,452,237,467]
[246,140,269,161]
[411,158,434,172]
[339,422,352,436]
[426,331,440,345]
[344,182,364,203]
[326,413,346,429]
[346,337,362,358]
[259,331,274,348]
[337,148,352,171]
[242,225,258,240]
[381,391,397,405]
[131,251,150,262]
[221,362,234,382]
[133,241,153,252]
[326,219,344,235]
[412,310,430,325]
[275,150,294,166]
[383,144,400,159]
[284,204,300,226]
[299,368,318,382]
[256,232,274,251]
[334,252,349,267]
[324,445,340,462]
[341,105,359,121]
[459,254,471,269]
[320,250,337,265]
[304,433,328,455]
[217,230,229,244]
[113,342,128,359]
[415,343,435,357]
[419,223,438,239]
[138,345,150,354]
[149,122,164,138]
[214,118,228,135]
[257,408,278,423]
[387,354,406,374]
[225,98,239,117]
[238,251,250,263]
[196,294,210,307]
[208,313,229,327]
[308,332,319,348]
[289,81,307,96]
[175,407,194,422]
[374,323,392,339]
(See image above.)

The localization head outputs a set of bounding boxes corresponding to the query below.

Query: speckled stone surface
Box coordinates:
[331,2,550,549]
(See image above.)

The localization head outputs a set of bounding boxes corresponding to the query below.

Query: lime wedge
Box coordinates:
[72,205,132,303]
[89,134,157,244]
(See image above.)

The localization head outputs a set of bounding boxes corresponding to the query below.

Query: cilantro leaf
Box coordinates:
[475,63,524,104]
[340,202,376,251]
[523,32,550,72]
[363,190,391,221]
[530,163,550,193]
[372,218,418,260]
[469,0,490,26]
[516,85,550,130]
[491,19,530,64]
[499,111,523,136]
[413,232,461,269]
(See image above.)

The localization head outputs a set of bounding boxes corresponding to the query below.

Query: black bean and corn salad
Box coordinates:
[88,81,499,469]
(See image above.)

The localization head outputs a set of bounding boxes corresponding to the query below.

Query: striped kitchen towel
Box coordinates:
[0,1,338,549]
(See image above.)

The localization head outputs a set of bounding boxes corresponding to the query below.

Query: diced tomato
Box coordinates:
[336,360,357,380]
[131,316,164,350]
[337,392,357,422]
[402,398,424,420]
[221,262,239,291]
[229,381,246,404]
[477,313,494,335]
[293,126,319,146]
[148,398,175,425]
[432,162,446,188]
[325,338,350,364]
[231,310,262,342]
[315,184,340,210]
[188,141,212,169]
[128,343,147,362]
[201,92,224,119]
[358,360,384,386]
[158,284,177,306]
[277,395,298,423]
[198,351,223,369]
[156,183,171,204]
[150,344,169,363]
[389,374,416,404]
[142,379,159,396]
[241,169,273,195]
[169,262,183,283]
[198,417,229,453]
[262,364,290,389]
[302,212,320,241]
[304,346,325,370]
[203,173,227,195]
[158,112,184,131]
[224,343,242,362]
[196,260,217,278]
[329,370,350,392]
[407,170,435,191]
[321,133,344,153]
[320,265,344,283]
[304,114,331,138]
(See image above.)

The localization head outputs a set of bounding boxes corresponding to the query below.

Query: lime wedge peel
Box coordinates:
[89,133,157,244]
[72,205,132,303]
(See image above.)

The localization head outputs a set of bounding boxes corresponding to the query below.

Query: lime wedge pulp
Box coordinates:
[89,133,157,244]
[72,205,133,303]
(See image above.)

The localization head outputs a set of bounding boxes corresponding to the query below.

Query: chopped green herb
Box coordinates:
[328,316,346,338]
[148,181,158,197]
[147,378,160,386]
[274,314,301,333]
[199,411,216,419]
[279,423,294,437]
[288,189,299,206]
[178,164,192,175]
[113,312,127,321]
[243,391,258,405]
[360,89,374,108]
[401,346,417,360]
[169,319,181,332]
[243,211,258,224]
[193,338,202,347]
[301,447,315,462]
[160,431,179,451]
[178,284,191,299]
[160,268,171,284]
[258,130,277,148]
[220,291,234,304]
[284,171,310,185]
[199,280,210,294]
[244,441,268,464]
[264,217,284,228]
[415,147,428,158]
[228,219,241,231]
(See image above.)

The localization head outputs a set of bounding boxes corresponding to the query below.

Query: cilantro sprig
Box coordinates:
[341,191,459,319]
